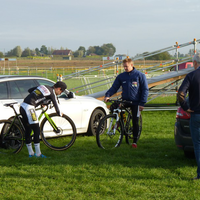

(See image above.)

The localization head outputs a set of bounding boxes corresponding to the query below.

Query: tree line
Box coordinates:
[0,43,116,58]
[0,44,196,60]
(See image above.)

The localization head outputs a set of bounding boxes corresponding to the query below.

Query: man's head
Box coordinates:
[192,53,200,70]
[53,81,67,95]
[123,58,134,72]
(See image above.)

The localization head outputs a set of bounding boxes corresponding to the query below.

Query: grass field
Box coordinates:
[0,110,198,200]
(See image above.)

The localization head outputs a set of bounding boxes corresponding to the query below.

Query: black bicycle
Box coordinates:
[0,102,77,154]
[96,99,142,150]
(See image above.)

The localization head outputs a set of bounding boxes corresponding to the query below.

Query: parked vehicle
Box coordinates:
[174,106,194,157]
[0,75,109,136]
[171,62,193,71]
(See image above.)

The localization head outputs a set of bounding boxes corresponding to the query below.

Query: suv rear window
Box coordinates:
[0,82,8,99]
[9,79,37,99]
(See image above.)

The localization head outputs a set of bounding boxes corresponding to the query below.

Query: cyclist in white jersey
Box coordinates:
[20,81,67,158]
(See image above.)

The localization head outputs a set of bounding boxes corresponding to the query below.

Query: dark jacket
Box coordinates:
[24,85,61,116]
[178,67,200,113]
[105,68,149,106]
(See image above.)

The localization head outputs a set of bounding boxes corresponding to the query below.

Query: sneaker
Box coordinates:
[35,154,47,158]
[29,154,35,158]
[132,143,137,148]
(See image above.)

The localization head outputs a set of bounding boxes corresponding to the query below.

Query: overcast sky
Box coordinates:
[0,0,199,57]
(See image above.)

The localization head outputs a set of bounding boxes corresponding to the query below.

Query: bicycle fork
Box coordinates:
[106,113,120,136]
[43,113,60,134]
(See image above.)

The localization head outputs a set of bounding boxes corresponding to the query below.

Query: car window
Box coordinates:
[10,80,37,99]
[0,82,8,99]
[35,79,54,87]
[9,81,23,99]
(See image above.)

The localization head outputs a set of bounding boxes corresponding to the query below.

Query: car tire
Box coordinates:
[87,109,105,136]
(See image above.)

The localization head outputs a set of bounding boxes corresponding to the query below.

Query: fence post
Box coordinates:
[194,38,197,55]
[175,42,179,71]
[115,57,119,75]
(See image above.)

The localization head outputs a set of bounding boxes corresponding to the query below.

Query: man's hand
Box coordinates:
[186,109,194,113]
[139,106,144,111]
[104,97,110,102]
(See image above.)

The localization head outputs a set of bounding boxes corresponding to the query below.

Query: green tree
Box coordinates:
[40,45,48,55]
[35,48,40,56]
[6,49,14,57]
[146,52,171,60]
[48,47,55,55]
[13,46,22,57]
[73,50,84,57]
[78,46,86,55]
[86,43,116,56]
[102,43,116,56]
[21,47,31,57]
[94,46,103,55]
[86,46,96,55]
[0,51,4,58]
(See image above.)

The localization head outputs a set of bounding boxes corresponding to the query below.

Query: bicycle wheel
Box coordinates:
[96,114,123,150]
[0,120,24,154]
[125,114,142,145]
[40,113,77,151]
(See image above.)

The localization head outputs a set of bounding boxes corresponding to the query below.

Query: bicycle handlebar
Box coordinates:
[108,99,133,106]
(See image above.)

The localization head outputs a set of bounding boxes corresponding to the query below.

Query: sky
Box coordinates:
[0,0,200,57]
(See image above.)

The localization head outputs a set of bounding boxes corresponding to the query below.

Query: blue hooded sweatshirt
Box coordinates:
[105,68,149,106]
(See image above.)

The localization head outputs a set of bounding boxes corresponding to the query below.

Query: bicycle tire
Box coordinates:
[96,114,123,150]
[125,114,142,145]
[40,113,77,151]
[0,120,24,154]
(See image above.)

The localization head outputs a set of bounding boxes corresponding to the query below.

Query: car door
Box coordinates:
[58,97,83,131]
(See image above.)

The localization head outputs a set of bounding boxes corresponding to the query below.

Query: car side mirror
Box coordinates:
[64,90,76,98]
[68,91,75,98]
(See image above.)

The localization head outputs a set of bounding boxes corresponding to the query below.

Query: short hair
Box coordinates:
[123,58,133,64]
[193,52,200,64]
[54,81,67,91]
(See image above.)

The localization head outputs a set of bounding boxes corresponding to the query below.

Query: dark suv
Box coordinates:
[174,106,194,157]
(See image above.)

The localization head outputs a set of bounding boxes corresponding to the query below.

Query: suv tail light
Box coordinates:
[176,107,190,119]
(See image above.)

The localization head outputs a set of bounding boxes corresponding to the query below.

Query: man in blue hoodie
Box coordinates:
[178,52,200,180]
[104,58,149,148]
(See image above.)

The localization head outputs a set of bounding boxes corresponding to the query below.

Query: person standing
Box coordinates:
[104,58,149,148]
[20,81,67,158]
[177,52,200,180]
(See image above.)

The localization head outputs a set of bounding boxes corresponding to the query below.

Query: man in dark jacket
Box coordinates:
[20,81,67,158]
[104,58,149,148]
[178,52,200,180]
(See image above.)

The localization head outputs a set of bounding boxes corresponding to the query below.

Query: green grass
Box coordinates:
[0,111,199,200]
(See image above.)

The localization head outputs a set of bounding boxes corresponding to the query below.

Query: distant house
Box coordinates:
[52,50,72,56]
[88,53,97,56]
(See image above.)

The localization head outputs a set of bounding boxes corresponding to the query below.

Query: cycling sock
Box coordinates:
[34,143,41,156]
[26,143,34,155]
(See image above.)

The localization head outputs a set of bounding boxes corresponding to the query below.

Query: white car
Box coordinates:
[0,75,109,136]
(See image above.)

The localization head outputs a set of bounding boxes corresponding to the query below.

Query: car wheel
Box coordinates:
[87,109,105,136]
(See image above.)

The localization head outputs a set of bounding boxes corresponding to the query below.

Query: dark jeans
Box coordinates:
[190,113,200,178]
[128,105,139,143]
